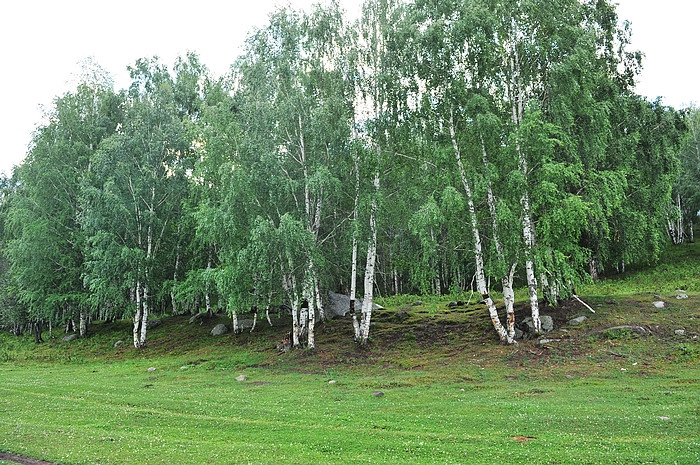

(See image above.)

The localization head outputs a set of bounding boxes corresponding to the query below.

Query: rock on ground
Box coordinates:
[210,323,229,336]
[567,316,587,326]
[652,301,665,309]
[62,334,78,342]
[326,291,384,319]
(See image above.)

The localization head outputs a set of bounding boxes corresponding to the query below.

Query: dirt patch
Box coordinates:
[0,452,57,465]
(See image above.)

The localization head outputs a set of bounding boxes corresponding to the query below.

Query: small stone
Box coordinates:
[328,380,337,384]
[652,301,665,309]
[114,340,124,348]
[411,301,422,306]
[236,375,247,382]
[674,329,686,336]
[538,338,560,345]
[147,367,156,373]
[62,334,78,342]
[676,293,688,300]
[567,316,588,326]
[657,416,670,421]
[372,391,384,397]
[654,294,663,301]
[180,366,188,370]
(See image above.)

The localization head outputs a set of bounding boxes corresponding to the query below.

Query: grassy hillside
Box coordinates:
[0,242,698,464]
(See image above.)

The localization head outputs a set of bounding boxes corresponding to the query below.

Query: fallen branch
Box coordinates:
[573,294,595,313]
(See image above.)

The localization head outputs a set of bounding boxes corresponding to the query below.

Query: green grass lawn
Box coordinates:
[0,242,699,464]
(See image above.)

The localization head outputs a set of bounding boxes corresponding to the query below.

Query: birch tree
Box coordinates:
[84,57,188,349]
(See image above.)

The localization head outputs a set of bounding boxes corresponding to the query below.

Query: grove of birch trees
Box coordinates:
[0,0,694,348]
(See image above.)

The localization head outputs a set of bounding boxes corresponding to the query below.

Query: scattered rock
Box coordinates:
[189,313,206,324]
[567,316,588,326]
[372,391,384,397]
[62,334,78,342]
[147,367,156,373]
[326,291,384,320]
[538,338,561,345]
[146,318,161,329]
[657,416,671,421]
[447,301,467,308]
[514,328,525,340]
[114,340,124,348]
[541,315,554,332]
[210,323,229,336]
[653,294,663,301]
[180,366,188,370]
[520,315,554,334]
[652,301,665,309]
[674,329,686,336]
[675,290,688,300]
[238,319,255,331]
[411,301,423,306]
[392,309,409,322]
[328,380,337,384]
[236,375,247,382]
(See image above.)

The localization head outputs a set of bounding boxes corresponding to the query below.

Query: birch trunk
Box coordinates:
[139,282,149,347]
[360,170,380,345]
[350,148,361,341]
[510,51,541,334]
[172,224,181,315]
[133,281,143,349]
[450,111,510,343]
[305,274,316,350]
[291,298,300,348]
[79,310,87,337]
[503,264,517,340]
[232,311,239,334]
[250,311,257,333]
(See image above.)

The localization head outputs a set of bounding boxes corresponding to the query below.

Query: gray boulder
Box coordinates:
[114,340,124,348]
[675,290,688,300]
[211,323,229,336]
[189,312,206,324]
[236,375,247,382]
[147,318,162,329]
[238,319,255,331]
[652,301,665,309]
[521,315,554,333]
[567,316,588,326]
[326,291,384,320]
[674,329,686,336]
[62,334,78,342]
[541,315,554,332]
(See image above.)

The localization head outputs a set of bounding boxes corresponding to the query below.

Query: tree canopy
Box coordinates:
[0,0,691,347]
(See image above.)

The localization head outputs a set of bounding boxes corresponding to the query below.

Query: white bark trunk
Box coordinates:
[360,171,380,345]
[232,311,239,334]
[305,274,315,350]
[503,264,517,340]
[172,224,181,315]
[250,311,257,333]
[450,110,510,343]
[133,281,143,349]
[291,298,300,348]
[266,307,273,326]
[350,148,361,341]
[79,310,87,337]
[509,39,541,334]
[139,283,149,347]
